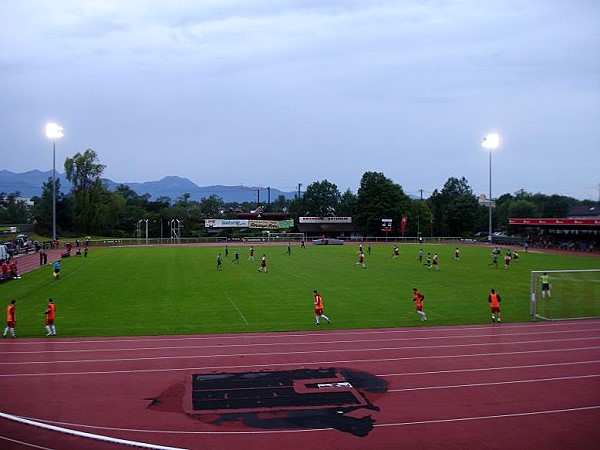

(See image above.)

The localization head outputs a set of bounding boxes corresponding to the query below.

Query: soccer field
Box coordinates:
[4,243,599,338]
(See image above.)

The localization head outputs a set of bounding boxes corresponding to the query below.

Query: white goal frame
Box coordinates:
[530,269,600,321]
[264,232,306,243]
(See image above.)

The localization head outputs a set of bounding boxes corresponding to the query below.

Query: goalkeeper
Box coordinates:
[540,272,552,298]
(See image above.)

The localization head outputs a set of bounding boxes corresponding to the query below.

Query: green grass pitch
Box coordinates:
[3,243,599,338]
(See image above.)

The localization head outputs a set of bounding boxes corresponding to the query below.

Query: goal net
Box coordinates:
[530,269,600,321]
[265,232,306,243]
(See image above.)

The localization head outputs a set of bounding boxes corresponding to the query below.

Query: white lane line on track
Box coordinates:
[2,336,599,366]
[0,412,188,450]
[0,435,55,450]
[1,346,599,377]
[1,321,597,348]
[379,359,600,377]
[9,405,600,436]
[388,373,600,392]
[4,327,599,355]
[374,405,600,428]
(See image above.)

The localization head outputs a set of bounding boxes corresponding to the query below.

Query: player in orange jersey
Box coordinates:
[45,298,57,336]
[413,288,427,321]
[3,300,16,338]
[488,288,502,322]
[313,290,331,325]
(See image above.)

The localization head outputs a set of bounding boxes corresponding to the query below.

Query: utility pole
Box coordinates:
[417,189,424,237]
[267,186,271,204]
[297,183,302,199]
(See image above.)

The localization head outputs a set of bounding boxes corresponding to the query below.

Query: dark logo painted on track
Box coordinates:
[147,367,387,437]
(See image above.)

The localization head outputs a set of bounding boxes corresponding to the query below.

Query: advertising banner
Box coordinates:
[278,219,295,229]
[400,216,408,236]
[206,219,294,229]
[299,217,352,224]
[509,218,600,226]
[249,220,279,229]
[205,219,250,228]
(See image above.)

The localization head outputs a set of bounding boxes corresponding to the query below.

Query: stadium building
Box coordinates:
[509,204,600,252]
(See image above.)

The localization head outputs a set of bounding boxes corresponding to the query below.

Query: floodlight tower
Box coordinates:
[482,133,500,243]
[46,123,64,242]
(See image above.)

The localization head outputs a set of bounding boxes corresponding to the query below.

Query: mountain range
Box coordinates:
[0,170,296,203]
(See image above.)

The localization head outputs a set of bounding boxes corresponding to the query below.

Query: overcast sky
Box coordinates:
[1,0,599,200]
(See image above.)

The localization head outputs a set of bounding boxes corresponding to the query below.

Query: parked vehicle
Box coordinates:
[0,244,8,261]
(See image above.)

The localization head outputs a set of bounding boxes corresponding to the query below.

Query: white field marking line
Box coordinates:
[1,321,596,347]
[10,405,600,436]
[1,346,598,378]
[5,327,599,355]
[374,405,600,428]
[0,435,55,450]
[0,412,188,450]
[224,292,249,326]
[2,335,598,366]
[388,373,600,393]
[378,359,600,378]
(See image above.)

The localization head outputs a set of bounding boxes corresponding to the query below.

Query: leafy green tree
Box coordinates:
[114,184,152,235]
[493,193,514,233]
[302,180,342,217]
[0,191,31,224]
[175,193,192,208]
[271,194,289,213]
[337,189,357,217]
[162,193,204,237]
[64,149,118,234]
[31,178,72,237]
[71,179,124,234]
[532,193,578,217]
[64,149,106,191]
[200,195,224,218]
[92,188,126,235]
[509,199,538,218]
[428,177,479,236]
[354,172,411,235]
[407,200,433,237]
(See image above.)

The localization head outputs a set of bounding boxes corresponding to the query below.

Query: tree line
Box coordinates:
[0,149,594,239]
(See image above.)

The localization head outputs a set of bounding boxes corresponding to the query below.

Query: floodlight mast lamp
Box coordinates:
[482,133,500,243]
[46,123,64,242]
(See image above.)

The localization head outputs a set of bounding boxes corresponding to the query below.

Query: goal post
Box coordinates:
[530,269,600,321]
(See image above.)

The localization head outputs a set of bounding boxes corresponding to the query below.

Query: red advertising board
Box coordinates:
[509,218,600,226]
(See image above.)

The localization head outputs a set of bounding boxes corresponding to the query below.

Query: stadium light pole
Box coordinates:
[46,123,64,242]
[482,133,500,243]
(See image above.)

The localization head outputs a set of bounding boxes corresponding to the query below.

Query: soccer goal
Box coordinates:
[265,232,306,243]
[530,269,600,321]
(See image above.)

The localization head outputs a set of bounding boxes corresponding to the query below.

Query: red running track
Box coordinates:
[1,320,599,450]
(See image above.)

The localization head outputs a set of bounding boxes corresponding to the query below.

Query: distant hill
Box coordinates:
[0,170,295,203]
